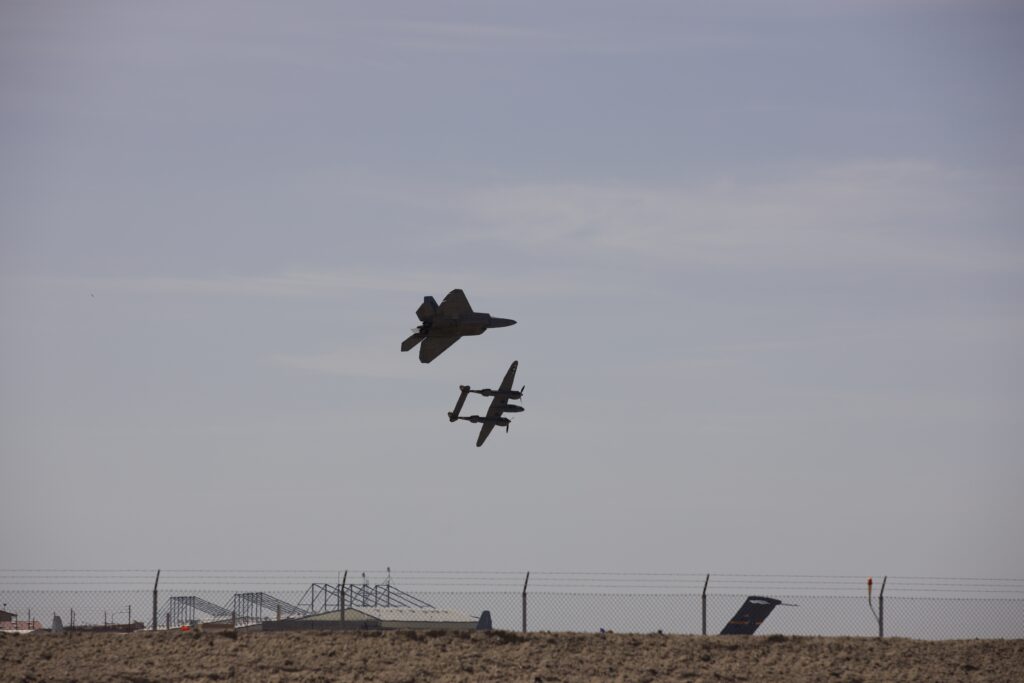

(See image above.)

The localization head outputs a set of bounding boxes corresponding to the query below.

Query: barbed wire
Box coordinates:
[2,569,1023,596]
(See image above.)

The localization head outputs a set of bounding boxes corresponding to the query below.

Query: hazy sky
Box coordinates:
[2,1,1022,578]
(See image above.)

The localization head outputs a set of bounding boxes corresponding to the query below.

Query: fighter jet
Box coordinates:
[448,360,524,447]
[401,289,516,363]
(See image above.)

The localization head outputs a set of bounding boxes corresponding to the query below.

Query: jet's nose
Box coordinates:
[490,317,516,328]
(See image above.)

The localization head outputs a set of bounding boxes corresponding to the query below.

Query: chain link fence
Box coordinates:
[2,570,1022,639]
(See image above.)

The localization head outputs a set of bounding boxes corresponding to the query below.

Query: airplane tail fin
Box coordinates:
[402,332,425,352]
[720,596,784,635]
[416,296,438,322]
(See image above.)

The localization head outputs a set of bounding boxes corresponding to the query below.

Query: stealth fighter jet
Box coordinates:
[401,289,516,363]
[448,360,524,446]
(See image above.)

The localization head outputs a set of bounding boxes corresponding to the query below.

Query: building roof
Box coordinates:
[298,607,477,625]
[354,607,477,623]
[0,620,44,632]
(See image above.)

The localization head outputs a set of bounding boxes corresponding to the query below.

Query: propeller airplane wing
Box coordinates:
[476,361,519,447]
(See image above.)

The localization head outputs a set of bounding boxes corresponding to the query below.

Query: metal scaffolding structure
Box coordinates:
[346,582,434,609]
[164,596,231,627]
[298,582,435,613]
[230,592,306,625]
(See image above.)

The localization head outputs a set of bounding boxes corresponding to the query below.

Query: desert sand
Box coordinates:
[2,629,1022,682]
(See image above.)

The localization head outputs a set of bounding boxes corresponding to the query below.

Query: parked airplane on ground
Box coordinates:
[448,360,524,446]
[401,289,516,363]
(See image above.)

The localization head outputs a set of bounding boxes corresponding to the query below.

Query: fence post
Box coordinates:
[128,605,132,632]
[878,576,887,638]
[340,570,347,628]
[702,574,709,636]
[152,569,160,631]
[166,613,170,630]
[522,572,530,634]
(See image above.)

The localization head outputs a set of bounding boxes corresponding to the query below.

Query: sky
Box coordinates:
[1,1,1022,579]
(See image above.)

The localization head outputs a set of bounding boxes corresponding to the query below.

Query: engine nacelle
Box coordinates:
[502,405,524,413]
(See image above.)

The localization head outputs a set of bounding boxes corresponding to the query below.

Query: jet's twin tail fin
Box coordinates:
[404,295,438,352]
[417,296,438,322]
[437,289,472,318]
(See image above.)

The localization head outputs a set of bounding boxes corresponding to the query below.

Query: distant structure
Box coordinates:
[229,592,306,626]
[300,581,434,614]
[162,596,232,627]
[157,579,489,632]
[0,619,43,632]
[256,606,486,632]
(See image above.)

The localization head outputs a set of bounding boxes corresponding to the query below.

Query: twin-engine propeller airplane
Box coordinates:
[448,360,524,447]
[401,289,516,363]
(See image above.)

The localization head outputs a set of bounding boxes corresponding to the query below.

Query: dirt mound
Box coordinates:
[2,630,1021,682]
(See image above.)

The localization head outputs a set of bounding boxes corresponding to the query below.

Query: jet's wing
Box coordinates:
[436,289,472,318]
[476,421,497,447]
[419,335,460,363]
[497,360,518,392]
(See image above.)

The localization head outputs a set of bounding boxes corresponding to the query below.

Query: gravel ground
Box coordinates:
[2,629,1022,682]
